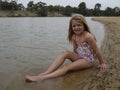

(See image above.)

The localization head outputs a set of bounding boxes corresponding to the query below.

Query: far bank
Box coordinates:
[0,10,64,17]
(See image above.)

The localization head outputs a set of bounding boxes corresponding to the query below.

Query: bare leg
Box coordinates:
[26,59,93,82]
[39,50,79,76]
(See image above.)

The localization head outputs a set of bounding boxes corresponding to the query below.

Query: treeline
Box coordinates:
[0,0,120,16]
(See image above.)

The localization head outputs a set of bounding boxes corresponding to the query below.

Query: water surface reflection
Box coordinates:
[0,17,104,90]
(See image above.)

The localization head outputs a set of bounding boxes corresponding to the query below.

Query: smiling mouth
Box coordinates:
[74,29,83,34]
[75,30,81,32]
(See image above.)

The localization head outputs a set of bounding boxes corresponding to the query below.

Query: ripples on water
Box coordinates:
[0,17,104,90]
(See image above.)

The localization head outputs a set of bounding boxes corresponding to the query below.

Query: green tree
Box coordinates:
[35,1,47,16]
[48,5,54,13]
[64,5,73,16]
[93,3,101,16]
[18,3,25,10]
[27,1,34,11]
[113,7,120,16]
[1,1,9,10]
[104,7,113,16]
[0,0,2,10]
[86,9,94,16]
[78,2,87,15]
[9,1,18,10]
[72,7,78,14]
[54,5,61,13]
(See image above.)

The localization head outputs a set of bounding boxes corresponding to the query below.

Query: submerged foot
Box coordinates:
[25,75,44,83]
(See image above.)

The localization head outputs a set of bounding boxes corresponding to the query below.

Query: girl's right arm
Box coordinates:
[72,35,77,53]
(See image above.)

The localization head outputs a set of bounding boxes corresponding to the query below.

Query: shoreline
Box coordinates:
[91,17,120,90]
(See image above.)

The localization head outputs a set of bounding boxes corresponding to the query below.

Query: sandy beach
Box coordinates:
[5,17,120,90]
[90,17,120,90]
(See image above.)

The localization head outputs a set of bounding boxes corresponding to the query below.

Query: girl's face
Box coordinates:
[72,20,84,35]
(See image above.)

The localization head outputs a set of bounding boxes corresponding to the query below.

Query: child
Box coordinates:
[26,14,107,82]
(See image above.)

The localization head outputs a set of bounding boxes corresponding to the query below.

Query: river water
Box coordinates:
[0,17,104,90]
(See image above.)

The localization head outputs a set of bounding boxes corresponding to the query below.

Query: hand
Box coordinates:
[98,63,107,70]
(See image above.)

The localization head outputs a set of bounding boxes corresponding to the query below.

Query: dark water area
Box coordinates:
[0,17,104,90]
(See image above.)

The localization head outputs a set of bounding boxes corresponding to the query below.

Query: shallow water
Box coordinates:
[0,17,104,90]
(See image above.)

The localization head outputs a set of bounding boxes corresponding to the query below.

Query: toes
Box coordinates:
[25,75,35,83]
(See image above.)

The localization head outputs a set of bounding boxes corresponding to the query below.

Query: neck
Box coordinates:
[76,31,85,36]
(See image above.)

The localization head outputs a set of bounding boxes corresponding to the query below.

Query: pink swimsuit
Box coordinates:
[76,42,96,63]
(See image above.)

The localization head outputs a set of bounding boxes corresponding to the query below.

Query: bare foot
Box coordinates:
[25,75,44,83]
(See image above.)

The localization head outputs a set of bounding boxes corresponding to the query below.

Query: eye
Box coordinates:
[72,25,76,27]
[77,24,82,26]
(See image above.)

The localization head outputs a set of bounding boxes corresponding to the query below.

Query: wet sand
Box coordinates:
[6,17,120,90]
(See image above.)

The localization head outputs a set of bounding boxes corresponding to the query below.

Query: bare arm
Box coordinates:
[86,33,106,70]
[72,35,77,53]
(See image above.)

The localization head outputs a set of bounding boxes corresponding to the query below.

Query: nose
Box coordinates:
[75,26,79,29]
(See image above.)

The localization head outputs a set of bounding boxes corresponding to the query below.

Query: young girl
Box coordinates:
[26,14,107,82]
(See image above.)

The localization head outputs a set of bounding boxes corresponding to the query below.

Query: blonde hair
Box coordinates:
[68,14,95,43]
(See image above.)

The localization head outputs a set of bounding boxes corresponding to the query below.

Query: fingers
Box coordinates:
[98,64,107,70]
[100,66,106,70]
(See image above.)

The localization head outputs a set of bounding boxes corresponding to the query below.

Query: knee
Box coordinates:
[62,64,71,73]
[61,50,70,58]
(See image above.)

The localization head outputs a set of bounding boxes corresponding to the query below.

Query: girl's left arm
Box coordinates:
[86,34,107,70]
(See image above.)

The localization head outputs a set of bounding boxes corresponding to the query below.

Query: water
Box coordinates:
[0,17,104,90]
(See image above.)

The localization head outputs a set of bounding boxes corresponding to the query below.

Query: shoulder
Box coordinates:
[85,32,95,43]
[85,32,97,49]
[72,34,76,41]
